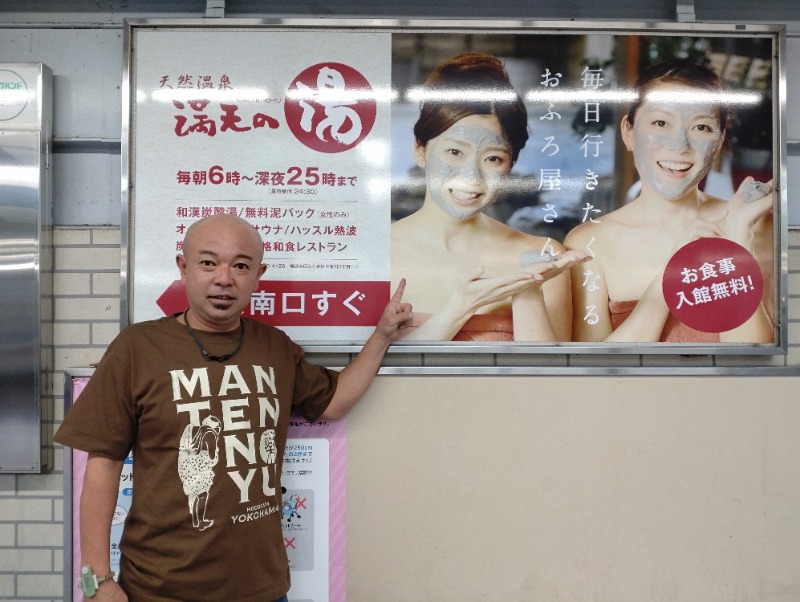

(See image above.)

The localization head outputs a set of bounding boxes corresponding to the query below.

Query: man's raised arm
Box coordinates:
[320,279,412,420]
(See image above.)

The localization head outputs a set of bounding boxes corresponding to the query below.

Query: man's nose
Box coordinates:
[214,266,234,285]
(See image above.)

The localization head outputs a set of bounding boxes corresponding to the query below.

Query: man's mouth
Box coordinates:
[209,295,235,306]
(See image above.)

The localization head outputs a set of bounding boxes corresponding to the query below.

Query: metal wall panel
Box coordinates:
[0,63,53,472]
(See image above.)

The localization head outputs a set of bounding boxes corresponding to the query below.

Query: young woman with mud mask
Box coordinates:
[391,53,588,342]
[565,59,774,343]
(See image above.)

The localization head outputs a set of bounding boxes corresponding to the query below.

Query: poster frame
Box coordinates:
[122,17,789,358]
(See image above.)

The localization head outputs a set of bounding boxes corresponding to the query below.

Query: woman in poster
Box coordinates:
[565,59,774,343]
[391,53,588,342]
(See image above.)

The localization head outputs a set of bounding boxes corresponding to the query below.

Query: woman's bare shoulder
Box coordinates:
[697,193,729,215]
[563,219,605,248]
[391,214,428,246]
[391,212,419,234]
[391,215,446,272]
[564,203,645,246]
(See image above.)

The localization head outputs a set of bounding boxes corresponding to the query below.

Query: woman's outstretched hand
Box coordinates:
[451,265,542,314]
[519,248,590,283]
[450,249,589,313]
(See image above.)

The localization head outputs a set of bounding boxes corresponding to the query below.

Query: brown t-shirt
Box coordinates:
[55,316,339,602]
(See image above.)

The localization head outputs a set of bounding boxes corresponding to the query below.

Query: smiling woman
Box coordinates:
[564,59,775,344]
[391,52,589,342]
[624,83,726,202]
[415,114,514,220]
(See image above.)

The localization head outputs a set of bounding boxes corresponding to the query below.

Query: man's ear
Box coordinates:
[250,263,267,294]
[176,254,187,280]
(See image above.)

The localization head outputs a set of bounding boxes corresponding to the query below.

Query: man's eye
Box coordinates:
[653,119,667,127]
[445,148,463,157]
[234,263,250,271]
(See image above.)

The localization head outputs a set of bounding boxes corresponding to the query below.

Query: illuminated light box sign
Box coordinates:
[124,19,787,355]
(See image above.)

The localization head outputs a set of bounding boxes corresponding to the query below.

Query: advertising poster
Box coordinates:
[67,375,345,602]
[127,22,785,353]
[131,30,392,343]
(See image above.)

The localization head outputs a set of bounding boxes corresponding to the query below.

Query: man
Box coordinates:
[55,214,413,601]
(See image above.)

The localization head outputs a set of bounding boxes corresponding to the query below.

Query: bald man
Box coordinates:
[56,214,412,602]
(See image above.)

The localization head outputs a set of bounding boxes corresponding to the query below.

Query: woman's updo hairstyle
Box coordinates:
[413,52,529,164]
[626,59,729,131]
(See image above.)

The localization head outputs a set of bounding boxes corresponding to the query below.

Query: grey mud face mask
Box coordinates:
[631,102,723,201]
[424,121,512,220]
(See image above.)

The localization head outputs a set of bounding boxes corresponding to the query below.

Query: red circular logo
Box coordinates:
[284,63,376,153]
[662,238,763,333]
